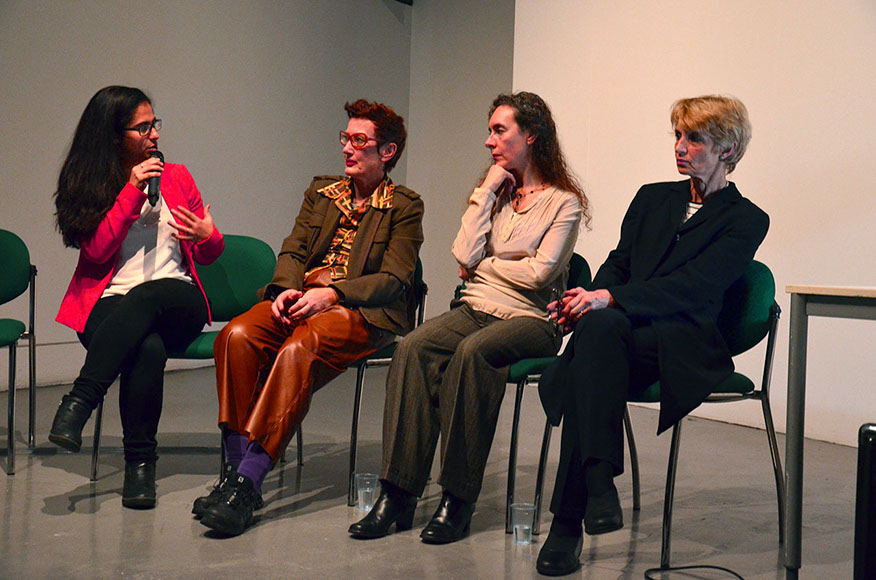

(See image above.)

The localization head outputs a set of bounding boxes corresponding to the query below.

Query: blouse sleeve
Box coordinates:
[473,194,582,291]
[451,187,497,268]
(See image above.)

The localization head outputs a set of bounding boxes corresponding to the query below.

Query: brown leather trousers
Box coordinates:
[214,291,393,462]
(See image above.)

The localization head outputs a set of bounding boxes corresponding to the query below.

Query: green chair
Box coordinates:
[89,234,289,480]
[0,229,37,475]
[623,259,784,569]
[346,258,428,506]
[504,253,591,533]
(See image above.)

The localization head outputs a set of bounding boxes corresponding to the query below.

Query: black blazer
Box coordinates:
[541,180,769,433]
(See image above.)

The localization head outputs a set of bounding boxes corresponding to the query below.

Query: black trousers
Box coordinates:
[72,279,207,462]
[549,308,660,519]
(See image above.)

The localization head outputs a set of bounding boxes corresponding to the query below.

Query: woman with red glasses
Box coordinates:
[50,85,224,509]
[195,99,424,537]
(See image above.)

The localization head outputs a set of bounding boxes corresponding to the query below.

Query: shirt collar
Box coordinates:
[317,176,395,209]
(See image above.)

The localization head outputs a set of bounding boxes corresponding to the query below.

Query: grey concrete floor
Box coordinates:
[1,366,857,579]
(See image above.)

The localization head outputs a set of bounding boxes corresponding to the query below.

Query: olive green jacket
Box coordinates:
[261,176,424,336]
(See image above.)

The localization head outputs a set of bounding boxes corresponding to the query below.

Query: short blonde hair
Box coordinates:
[671,95,751,174]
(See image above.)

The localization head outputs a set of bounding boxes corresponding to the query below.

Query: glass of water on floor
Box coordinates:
[511,502,536,545]
[355,473,379,511]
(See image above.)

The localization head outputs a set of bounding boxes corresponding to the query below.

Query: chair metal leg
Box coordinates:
[660,421,683,569]
[27,266,36,449]
[90,401,103,482]
[296,425,303,466]
[7,343,16,475]
[27,334,36,449]
[348,363,366,506]
[760,394,786,544]
[624,406,641,511]
[533,416,553,535]
[505,378,526,533]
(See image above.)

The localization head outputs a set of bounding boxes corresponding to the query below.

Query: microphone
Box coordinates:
[147,150,164,206]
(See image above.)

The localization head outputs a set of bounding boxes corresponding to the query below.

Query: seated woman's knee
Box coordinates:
[217,317,256,348]
[138,333,168,365]
[573,308,630,344]
[455,333,491,366]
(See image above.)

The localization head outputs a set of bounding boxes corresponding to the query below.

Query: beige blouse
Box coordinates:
[451,186,582,320]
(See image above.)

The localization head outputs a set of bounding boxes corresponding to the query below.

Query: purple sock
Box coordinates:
[222,429,248,468]
[236,441,274,492]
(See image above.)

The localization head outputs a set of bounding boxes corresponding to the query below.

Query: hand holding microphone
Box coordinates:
[147,150,164,206]
[128,151,164,203]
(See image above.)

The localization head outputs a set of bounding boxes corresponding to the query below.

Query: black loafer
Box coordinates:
[192,463,265,518]
[48,394,94,453]
[122,461,157,509]
[200,473,263,536]
[349,486,417,538]
[536,523,583,576]
[584,486,623,535]
[419,491,474,544]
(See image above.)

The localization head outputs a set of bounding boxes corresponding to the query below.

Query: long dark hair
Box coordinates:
[490,92,590,227]
[54,86,151,248]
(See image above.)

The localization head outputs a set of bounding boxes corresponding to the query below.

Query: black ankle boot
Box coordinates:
[582,460,623,535]
[122,460,157,509]
[536,517,583,576]
[48,394,94,453]
[349,484,417,539]
[419,491,474,544]
[584,485,623,535]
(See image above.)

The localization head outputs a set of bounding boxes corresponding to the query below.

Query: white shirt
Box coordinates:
[102,186,192,297]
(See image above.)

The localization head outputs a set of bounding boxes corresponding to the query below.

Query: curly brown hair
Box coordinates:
[490,92,590,226]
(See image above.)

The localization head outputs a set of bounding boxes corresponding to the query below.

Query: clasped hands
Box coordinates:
[547,287,613,333]
[271,287,340,325]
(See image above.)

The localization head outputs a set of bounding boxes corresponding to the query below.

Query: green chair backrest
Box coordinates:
[0,229,31,305]
[716,260,776,356]
[568,252,591,289]
[197,234,277,322]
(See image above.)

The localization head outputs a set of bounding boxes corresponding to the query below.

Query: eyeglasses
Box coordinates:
[339,131,378,150]
[124,119,162,137]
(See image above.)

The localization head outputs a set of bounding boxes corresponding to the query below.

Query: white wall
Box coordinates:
[0,0,413,385]
[514,0,876,446]
[407,0,516,312]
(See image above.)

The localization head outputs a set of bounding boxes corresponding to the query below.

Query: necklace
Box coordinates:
[512,183,547,210]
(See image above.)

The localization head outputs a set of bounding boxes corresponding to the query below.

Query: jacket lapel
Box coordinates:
[636,181,689,280]
[306,201,342,271]
[677,182,741,234]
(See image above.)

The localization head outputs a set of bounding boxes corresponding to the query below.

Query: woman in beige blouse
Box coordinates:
[350,92,589,544]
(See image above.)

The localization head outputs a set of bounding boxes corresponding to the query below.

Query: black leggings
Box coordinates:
[72,278,207,462]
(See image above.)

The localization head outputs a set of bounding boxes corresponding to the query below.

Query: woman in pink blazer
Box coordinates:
[49,86,224,509]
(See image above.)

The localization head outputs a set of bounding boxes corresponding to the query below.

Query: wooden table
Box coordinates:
[784,285,876,578]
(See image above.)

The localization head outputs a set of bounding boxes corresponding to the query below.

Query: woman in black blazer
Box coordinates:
[535,95,769,576]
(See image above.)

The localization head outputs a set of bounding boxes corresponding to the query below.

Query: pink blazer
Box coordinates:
[56,163,225,333]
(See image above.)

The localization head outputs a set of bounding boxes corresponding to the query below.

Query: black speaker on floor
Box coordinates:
[855,424,876,580]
